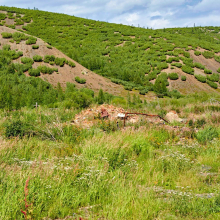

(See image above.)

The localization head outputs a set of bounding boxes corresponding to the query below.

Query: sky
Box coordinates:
[1,0,220,29]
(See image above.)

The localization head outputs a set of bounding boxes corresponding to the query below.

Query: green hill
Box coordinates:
[0,6,220,96]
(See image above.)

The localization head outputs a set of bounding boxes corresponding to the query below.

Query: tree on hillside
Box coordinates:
[154,78,167,98]
[98,89,104,104]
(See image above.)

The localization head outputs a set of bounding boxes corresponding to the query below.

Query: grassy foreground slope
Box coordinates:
[1,96,220,219]
[0,6,220,95]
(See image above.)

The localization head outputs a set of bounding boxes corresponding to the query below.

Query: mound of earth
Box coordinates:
[73,104,167,128]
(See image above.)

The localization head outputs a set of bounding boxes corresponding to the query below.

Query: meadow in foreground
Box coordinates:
[0,100,220,219]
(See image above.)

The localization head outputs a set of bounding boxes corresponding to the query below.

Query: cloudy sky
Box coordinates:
[1,0,220,29]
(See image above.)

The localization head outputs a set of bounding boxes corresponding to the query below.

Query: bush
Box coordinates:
[55,57,66,67]
[1,32,12,38]
[139,88,148,95]
[47,45,52,49]
[3,44,11,51]
[168,72,179,80]
[202,51,214,59]
[5,120,25,138]
[181,76,186,81]
[196,126,219,144]
[12,32,28,43]
[168,89,182,99]
[11,51,23,60]
[194,51,201,56]
[195,74,206,83]
[194,62,205,70]
[21,57,34,64]
[75,76,86,84]
[29,68,40,77]
[124,85,133,91]
[214,55,220,63]
[217,68,220,73]
[207,80,218,89]
[33,55,43,62]
[68,61,76,67]
[182,65,194,75]
[37,65,56,74]
[207,73,219,82]
[204,69,212,74]
[32,45,39,49]
[171,63,182,68]
[26,37,37,45]
[44,55,55,63]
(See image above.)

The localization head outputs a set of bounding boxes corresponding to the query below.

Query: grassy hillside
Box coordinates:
[1,6,220,220]
[0,6,220,96]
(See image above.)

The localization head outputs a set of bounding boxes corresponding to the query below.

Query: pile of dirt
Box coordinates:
[73,104,140,128]
[165,111,184,123]
[72,104,169,128]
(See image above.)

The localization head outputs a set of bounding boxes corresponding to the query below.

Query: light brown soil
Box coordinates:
[0,26,124,96]
[160,66,218,94]
[189,50,220,73]
[0,11,31,30]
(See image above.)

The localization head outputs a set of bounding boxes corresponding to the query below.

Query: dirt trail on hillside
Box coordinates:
[0,26,124,95]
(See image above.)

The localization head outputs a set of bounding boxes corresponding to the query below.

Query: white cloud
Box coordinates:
[188,0,220,12]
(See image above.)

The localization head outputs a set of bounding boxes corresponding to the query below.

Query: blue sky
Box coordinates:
[1,0,220,29]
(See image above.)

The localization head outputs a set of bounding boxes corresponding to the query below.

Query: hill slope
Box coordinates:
[0,25,124,96]
[0,6,220,96]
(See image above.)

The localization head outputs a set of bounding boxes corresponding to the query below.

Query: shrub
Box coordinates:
[15,18,24,25]
[29,68,40,77]
[21,57,34,64]
[217,68,220,73]
[207,80,218,89]
[202,51,214,59]
[124,85,133,91]
[37,65,55,74]
[68,61,76,67]
[3,44,11,51]
[26,37,37,45]
[32,45,39,49]
[204,69,212,74]
[139,88,148,95]
[11,51,23,60]
[168,89,182,99]
[44,55,55,63]
[214,55,220,63]
[47,45,52,49]
[75,76,86,84]
[168,72,179,80]
[171,63,182,68]
[182,65,194,75]
[1,32,12,38]
[0,13,6,21]
[194,51,201,56]
[12,32,28,43]
[21,16,31,23]
[181,76,186,81]
[166,57,179,63]
[195,74,206,83]
[194,62,205,70]
[55,57,66,67]
[196,126,219,144]
[207,73,219,82]
[5,120,25,138]
[33,55,43,62]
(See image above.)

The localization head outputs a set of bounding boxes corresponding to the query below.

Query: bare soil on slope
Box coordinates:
[0,26,124,96]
